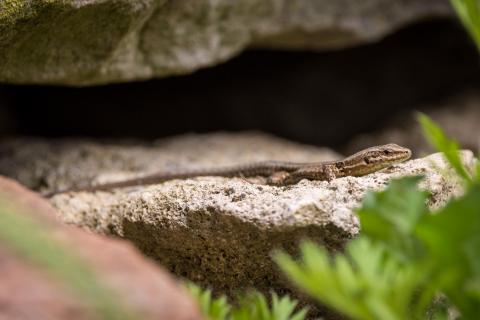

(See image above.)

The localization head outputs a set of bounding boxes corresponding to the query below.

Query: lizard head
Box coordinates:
[342,143,412,176]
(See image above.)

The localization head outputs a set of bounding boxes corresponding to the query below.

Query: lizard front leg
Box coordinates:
[267,170,308,185]
[266,165,338,185]
[284,165,337,184]
[266,171,292,185]
[323,165,337,181]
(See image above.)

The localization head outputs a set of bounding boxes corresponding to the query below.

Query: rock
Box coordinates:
[0,0,451,85]
[344,90,480,156]
[0,132,340,194]
[0,176,203,320]
[47,151,473,297]
[0,133,472,298]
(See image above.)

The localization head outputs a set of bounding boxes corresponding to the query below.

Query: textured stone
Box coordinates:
[0,133,472,298]
[46,151,473,297]
[0,176,203,320]
[0,0,451,85]
[0,132,340,195]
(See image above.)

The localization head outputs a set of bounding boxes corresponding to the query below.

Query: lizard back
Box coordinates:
[43,160,331,197]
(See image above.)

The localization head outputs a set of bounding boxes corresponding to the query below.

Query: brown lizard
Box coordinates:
[43,143,411,198]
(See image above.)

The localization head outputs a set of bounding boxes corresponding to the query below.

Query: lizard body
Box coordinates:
[44,144,411,197]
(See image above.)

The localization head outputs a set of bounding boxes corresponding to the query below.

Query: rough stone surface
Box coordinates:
[0,176,203,320]
[0,0,451,85]
[0,133,472,298]
[0,132,340,195]
[344,90,480,156]
[47,151,473,298]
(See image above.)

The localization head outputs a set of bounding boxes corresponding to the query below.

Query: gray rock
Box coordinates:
[0,0,451,85]
[0,133,467,298]
[49,151,473,296]
[0,132,340,193]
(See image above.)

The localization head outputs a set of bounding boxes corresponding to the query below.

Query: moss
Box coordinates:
[0,1,66,26]
[0,0,31,22]
[0,0,143,84]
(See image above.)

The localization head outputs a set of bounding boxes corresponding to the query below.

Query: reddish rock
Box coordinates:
[0,176,203,320]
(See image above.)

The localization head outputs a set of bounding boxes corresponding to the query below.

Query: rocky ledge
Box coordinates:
[0,133,473,297]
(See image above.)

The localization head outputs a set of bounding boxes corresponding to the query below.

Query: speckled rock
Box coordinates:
[0,132,340,194]
[0,133,471,298]
[0,0,451,85]
[45,151,473,298]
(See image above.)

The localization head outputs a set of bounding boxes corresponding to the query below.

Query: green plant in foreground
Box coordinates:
[186,283,307,320]
[275,115,480,319]
[186,283,231,320]
[418,113,474,184]
[451,0,480,51]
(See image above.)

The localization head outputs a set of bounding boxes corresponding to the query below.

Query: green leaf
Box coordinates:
[450,0,480,51]
[185,282,231,320]
[275,238,426,320]
[231,292,307,320]
[418,113,471,183]
[416,184,480,317]
[475,159,480,181]
[356,176,429,261]
[186,283,307,320]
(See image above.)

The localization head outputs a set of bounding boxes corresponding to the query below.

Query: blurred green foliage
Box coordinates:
[186,283,307,320]
[418,113,473,183]
[451,0,480,51]
[275,115,480,319]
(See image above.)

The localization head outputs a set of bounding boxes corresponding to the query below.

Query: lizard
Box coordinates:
[43,143,411,198]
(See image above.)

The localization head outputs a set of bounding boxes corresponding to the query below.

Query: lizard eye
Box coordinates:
[384,150,391,155]
[364,157,370,164]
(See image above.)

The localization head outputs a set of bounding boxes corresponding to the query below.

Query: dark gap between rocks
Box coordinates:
[0,18,479,149]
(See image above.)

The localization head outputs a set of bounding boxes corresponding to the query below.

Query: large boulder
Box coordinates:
[0,0,451,85]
